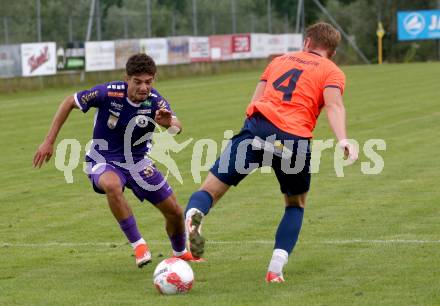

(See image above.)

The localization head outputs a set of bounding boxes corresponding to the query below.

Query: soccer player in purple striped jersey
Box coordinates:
[33,54,197,267]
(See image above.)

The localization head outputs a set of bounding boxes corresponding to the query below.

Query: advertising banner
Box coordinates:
[85,41,115,72]
[398,10,440,41]
[0,44,22,78]
[284,33,303,52]
[189,37,210,62]
[251,33,270,58]
[115,39,140,69]
[140,38,168,65]
[21,42,56,77]
[265,34,287,56]
[167,36,190,64]
[209,34,233,61]
[232,34,251,59]
[57,42,85,70]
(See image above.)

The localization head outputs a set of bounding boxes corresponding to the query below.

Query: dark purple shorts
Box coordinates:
[86,160,173,205]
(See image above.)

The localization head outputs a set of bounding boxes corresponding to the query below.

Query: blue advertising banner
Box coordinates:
[398,10,440,41]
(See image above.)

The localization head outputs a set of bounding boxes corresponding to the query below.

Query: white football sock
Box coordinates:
[268,248,289,275]
[173,248,188,256]
[130,237,146,250]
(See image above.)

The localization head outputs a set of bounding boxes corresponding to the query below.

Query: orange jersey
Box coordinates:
[246,51,345,138]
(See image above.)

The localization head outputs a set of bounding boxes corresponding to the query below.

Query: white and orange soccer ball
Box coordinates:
[153,258,194,295]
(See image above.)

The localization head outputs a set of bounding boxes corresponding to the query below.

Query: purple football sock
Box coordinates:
[169,232,186,253]
[119,215,142,243]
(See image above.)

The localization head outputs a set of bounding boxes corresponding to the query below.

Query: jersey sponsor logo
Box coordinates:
[81,90,99,104]
[135,115,149,128]
[108,91,124,98]
[110,101,124,111]
[149,93,158,98]
[137,109,152,114]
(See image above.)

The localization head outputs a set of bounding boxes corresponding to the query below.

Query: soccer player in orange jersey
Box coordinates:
[184,22,359,282]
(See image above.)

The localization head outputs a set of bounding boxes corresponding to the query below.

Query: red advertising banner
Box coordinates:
[232,34,251,53]
[209,35,232,61]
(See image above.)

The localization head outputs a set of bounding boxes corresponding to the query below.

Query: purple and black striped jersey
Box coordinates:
[74,81,174,162]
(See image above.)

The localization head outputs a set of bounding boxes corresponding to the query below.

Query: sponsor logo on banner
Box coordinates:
[232,35,251,53]
[28,46,50,73]
[404,13,425,35]
[108,91,125,98]
[167,37,190,64]
[398,10,440,40]
[81,90,99,104]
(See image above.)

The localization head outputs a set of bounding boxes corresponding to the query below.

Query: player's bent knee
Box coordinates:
[99,173,123,195]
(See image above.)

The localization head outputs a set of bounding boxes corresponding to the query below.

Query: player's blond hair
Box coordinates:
[305,22,341,57]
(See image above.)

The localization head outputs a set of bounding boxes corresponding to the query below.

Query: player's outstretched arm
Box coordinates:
[323,87,358,162]
[33,95,78,168]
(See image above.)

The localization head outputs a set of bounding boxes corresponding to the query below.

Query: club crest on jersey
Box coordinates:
[107,113,119,129]
[144,165,155,178]
[142,101,152,107]
[135,115,149,128]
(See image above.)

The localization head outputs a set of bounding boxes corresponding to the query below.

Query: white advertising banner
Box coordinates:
[0,44,22,78]
[167,36,190,65]
[140,38,168,65]
[266,34,287,56]
[21,42,56,77]
[115,39,140,69]
[251,33,270,58]
[189,37,210,62]
[251,33,303,58]
[284,34,303,52]
[85,41,115,72]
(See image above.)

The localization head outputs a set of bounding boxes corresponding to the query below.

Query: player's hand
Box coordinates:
[154,109,172,128]
[33,140,54,168]
[339,139,358,162]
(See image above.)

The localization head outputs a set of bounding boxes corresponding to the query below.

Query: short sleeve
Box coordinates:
[74,84,107,113]
[324,67,346,95]
[260,58,278,82]
[151,89,176,117]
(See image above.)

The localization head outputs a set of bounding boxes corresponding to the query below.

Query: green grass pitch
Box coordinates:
[0,62,439,305]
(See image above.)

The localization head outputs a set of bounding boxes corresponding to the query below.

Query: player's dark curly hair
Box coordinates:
[126,53,157,76]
